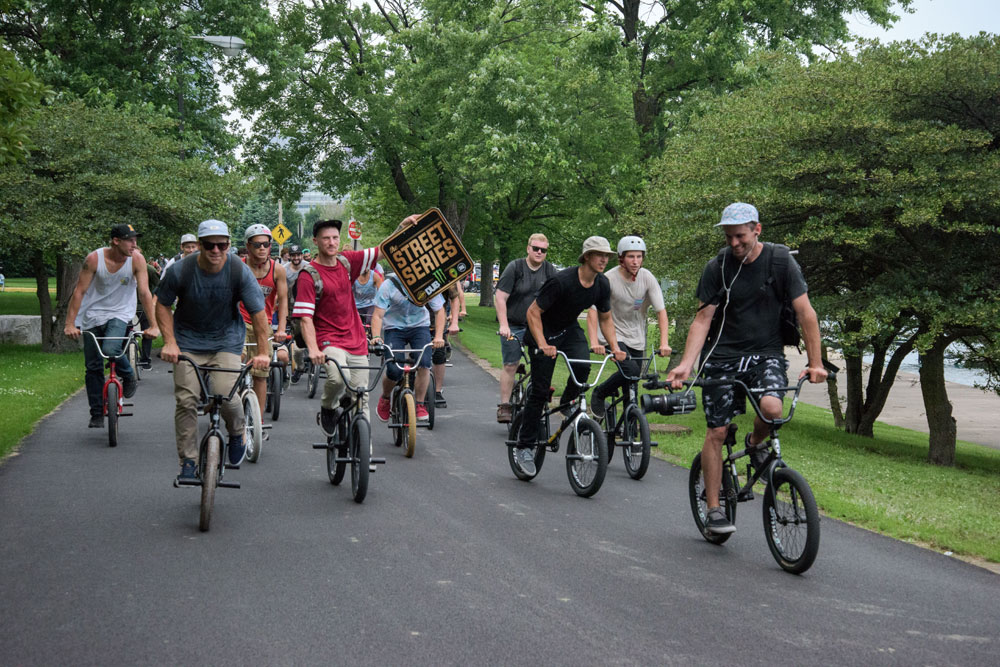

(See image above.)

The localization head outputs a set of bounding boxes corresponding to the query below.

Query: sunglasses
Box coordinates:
[530,245,548,254]
[201,240,230,251]
[249,240,272,249]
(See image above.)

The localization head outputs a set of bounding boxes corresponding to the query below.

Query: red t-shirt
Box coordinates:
[292,249,380,355]
[239,258,278,324]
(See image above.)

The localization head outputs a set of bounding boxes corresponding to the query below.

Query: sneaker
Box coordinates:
[122,374,138,399]
[590,394,607,420]
[177,458,198,482]
[705,507,736,535]
[376,395,391,422]
[88,414,103,428]
[747,433,771,473]
[228,434,246,465]
[434,390,447,408]
[515,446,537,475]
[320,407,340,437]
[290,369,302,384]
[496,403,512,424]
[416,403,430,421]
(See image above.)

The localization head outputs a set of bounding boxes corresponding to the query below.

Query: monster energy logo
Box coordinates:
[433,268,446,284]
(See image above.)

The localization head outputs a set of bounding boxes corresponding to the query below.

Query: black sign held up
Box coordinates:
[379,208,474,304]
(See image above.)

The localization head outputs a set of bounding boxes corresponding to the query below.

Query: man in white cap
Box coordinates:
[156,219,271,483]
[512,236,626,476]
[160,233,198,277]
[666,202,826,535]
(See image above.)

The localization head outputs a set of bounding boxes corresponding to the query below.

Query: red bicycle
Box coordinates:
[83,329,140,447]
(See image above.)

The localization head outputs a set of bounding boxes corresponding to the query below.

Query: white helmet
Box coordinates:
[244,224,272,243]
[617,235,646,255]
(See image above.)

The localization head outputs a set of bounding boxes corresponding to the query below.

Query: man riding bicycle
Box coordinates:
[585,235,671,419]
[64,223,159,428]
[156,219,270,482]
[665,202,827,535]
[514,236,626,474]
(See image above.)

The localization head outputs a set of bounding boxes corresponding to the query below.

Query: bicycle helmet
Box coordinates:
[617,235,646,255]
[244,223,272,242]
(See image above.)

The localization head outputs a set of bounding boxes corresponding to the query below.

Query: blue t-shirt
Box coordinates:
[157,254,265,354]
[374,278,444,330]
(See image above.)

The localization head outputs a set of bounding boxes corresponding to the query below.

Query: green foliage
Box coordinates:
[0,37,48,165]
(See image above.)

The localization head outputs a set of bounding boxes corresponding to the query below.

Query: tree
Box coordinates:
[633,36,1000,465]
[0,29,47,164]
[0,100,244,351]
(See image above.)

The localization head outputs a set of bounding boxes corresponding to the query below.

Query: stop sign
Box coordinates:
[347,219,361,240]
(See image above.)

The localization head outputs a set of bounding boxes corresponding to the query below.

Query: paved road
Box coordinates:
[1,349,997,665]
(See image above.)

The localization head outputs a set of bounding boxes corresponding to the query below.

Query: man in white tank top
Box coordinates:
[65,224,159,428]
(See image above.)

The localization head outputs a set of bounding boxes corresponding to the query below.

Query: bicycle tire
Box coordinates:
[269,366,282,421]
[426,373,435,430]
[106,382,119,448]
[763,467,820,574]
[505,411,546,481]
[243,392,262,463]
[605,402,617,464]
[307,362,319,398]
[403,391,417,458]
[622,405,651,480]
[351,417,371,503]
[199,434,221,532]
[565,417,607,497]
[327,433,347,485]
[128,342,141,381]
[689,452,738,545]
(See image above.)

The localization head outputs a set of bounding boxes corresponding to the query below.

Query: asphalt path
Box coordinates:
[1,348,997,665]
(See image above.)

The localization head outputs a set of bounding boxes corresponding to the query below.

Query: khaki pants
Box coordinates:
[173,350,244,462]
[244,324,273,378]
[322,346,369,419]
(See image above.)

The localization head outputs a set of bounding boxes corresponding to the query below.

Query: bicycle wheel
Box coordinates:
[426,373,436,430]
[621,405,651,480]
[565,417,608,498]
[605,403,617,464]
[762,467,820,574]
[269,366,282,421]
[689,452,738,545]
[327,431,347,485]
[307,362,319,398]
[350,417,371,503]
[199,434,221,532]
[505,411,546,481]
[106,382,119,448]
[402,391,417,458]
[128,342,141,381]
[243,392,262,463]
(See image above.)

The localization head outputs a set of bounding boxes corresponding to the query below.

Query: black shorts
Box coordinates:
[701,356,788,428]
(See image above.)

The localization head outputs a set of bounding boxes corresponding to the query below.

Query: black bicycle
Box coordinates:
[648,370,832,574]
[597,351,662,480]
[505,346,615,498]
[311,342,389,503]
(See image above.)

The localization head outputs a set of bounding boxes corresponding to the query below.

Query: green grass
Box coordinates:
[0,292,43,315]
[458,295,1000,564]
[2,277,56,290]
[0,344,85,461]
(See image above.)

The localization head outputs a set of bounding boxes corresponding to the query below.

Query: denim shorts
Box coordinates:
[384,326,432,382]
[501,326,527,366]
[701,356,788,428]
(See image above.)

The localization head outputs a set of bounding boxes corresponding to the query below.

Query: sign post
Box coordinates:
[379,209,473,304]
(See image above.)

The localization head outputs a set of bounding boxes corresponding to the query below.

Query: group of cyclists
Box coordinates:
[67,201,828,537]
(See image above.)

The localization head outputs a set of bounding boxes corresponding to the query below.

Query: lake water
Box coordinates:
[863,349,990,388]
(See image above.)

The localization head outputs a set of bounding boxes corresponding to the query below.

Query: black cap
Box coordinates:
[312,219,343,237]
[110,224,140,239]
[289,244,302,253]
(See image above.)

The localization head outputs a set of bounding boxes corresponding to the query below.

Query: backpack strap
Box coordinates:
[228,256,243,319]
[175,253,244,319]
[763,242,790,301]
[301,263,323,302]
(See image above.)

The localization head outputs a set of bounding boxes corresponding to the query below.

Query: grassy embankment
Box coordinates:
[456,295,1000,565]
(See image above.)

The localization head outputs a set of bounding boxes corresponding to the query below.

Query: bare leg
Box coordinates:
[702,426,728,507]
[500,364,516,403]
[414,367,430,403]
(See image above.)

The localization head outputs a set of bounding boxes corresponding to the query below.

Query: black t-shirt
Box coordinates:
[534,266,611,341]
[696,243,808,360]
[496,258,557,325]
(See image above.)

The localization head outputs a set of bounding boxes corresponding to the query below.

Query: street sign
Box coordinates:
[348,219,361,240]
[379,208,473,304]
[272,223,292,245]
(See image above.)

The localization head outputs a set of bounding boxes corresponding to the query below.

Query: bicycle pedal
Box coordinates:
[737,489,755,502]
[119,412,133,417]
[261,424,273,430]
[649,440,659,447]
[173,478,201,488]
[224,463,240,470]
[218,481,241,489]
[370,457,386,465]
[122,402,134,407]
[312,442,330,449]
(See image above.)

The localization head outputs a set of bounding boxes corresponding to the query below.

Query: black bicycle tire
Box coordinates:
[199,434,220,532]
[403,391,417,458]
[128,342,141,381]
[689,452,738,545]
[244,393,262,463]
[605,402,617,464]
[307,362,319,398]
[762,467,820,574]
[622,405,651,480]
[269,366,282,421]
[565,417,607,498]
[426,372,435,430]
[106,382,119,448]
[351,418,371,503]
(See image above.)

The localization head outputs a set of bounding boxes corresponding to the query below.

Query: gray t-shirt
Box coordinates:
[157,254,265,354]
[593,266,665,350]
[496,258,556,326]
[696,243,807,361]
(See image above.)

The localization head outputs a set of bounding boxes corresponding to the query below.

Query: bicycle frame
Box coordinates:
[381,341,435,430]
[83,330,140,417]
[601,350,657,442]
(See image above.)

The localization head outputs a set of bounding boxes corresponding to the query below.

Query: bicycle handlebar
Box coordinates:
[82,330,141,361]
[318,343,393,395]
[174,355,280,405]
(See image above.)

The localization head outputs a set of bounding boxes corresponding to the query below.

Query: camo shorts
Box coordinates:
[701,356,788,428]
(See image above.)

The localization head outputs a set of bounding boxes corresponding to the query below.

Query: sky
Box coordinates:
[848,0,999,42]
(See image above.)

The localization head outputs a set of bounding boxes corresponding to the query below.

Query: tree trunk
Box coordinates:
[920,338,957,466]
[33,249,55,350]
[822,344,845,429]
[843,353,867,435]
[37,251,80,353]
